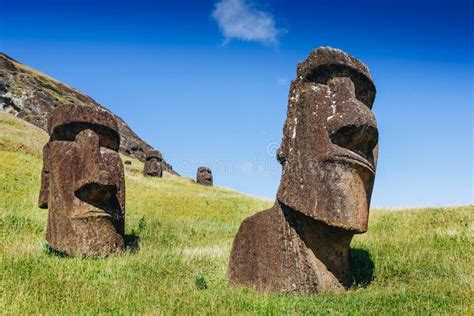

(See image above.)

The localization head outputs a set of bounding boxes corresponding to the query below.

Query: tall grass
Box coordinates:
[0,113,472,314]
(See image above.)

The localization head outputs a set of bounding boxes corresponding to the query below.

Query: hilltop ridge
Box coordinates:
[0,52,176,174]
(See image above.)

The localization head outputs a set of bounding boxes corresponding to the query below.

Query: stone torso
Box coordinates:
[228,203,352,293]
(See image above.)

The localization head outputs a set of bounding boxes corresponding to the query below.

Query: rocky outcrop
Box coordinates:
[0,52,176,174]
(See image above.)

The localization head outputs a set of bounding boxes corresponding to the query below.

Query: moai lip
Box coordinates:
[196,167,213,186]
[228,47,378,294]
[39,104,126,256]
[144,150,163,177]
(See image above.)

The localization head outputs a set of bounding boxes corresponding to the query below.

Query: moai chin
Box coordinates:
[196,167,213,186]
[228,47,378,294]
[38,104,126,256]
[144,150,163,177]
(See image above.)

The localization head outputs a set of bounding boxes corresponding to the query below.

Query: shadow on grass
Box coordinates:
[124,233,140,253]
[350,248,375,287]
[41,240,67,257]
[41,234,141,258]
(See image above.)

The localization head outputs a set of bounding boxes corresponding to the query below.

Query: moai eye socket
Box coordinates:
[330,124,378,166]
[304,64,376,108]
[51,123,120,151]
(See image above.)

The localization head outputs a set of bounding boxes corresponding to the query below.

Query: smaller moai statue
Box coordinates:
[196,167,213,186]
[144,150,163,177]
[39,104,126,256]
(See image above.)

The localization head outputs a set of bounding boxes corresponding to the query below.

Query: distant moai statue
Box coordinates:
[144,150,163,177]
[228,47,379,294]
[39,104,126,256]
[196,167,213,186]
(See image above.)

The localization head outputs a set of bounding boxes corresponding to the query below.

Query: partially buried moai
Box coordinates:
[144,150,163,177]
[228,47,379,294]
[196,167,213,186]
[38,104,126,256]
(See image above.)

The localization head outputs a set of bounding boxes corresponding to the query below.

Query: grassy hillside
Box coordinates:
[0,112,472,314]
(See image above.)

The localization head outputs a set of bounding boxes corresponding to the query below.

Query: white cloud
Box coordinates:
[211,0,284,46]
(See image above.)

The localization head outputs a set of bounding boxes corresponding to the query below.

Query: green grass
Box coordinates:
[0,112,48,157]
[0,113,473,314]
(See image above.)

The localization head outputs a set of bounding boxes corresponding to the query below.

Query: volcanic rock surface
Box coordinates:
[0,52,176,174]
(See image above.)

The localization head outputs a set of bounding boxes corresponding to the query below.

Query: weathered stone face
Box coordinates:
[228,47,378,294]
[144,150,163,177]
[196,167,213,186]
[39,104,125,256]
[277,48,378,233]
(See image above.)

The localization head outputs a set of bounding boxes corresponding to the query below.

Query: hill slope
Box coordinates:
[0,112,472,314]
[0,53,176,173]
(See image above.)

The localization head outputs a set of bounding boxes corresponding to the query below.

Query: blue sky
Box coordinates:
[2,0,473,207]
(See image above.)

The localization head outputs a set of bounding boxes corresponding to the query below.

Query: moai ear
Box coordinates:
[276,80,301,167]
[38,143,50,209]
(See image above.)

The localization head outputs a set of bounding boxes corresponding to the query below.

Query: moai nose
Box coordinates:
[75,128,101,158]
[74,129,116,189]
[326,77,378,169]
[328,77,356,99]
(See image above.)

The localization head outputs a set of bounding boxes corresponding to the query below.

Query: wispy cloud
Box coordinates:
[211,0,284,46]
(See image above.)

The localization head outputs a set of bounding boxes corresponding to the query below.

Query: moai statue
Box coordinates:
[228,47,378,294]
[38,104,126,256]
[144,150,163,177]
[196,167,213,186]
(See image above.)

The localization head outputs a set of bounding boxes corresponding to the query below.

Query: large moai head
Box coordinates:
[196,167,213,186]
[276,47,378,233]
[39,104,126,256]
[144,150,163,177]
